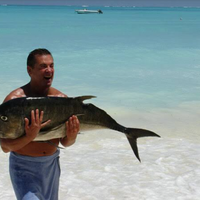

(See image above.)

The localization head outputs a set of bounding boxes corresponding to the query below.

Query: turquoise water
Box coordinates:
[1,6,200,110]
[1,6,200,200]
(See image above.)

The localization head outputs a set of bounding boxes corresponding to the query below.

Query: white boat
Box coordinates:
[75,9,103,14]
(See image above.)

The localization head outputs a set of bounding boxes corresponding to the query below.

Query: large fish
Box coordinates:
[0,96,160,161]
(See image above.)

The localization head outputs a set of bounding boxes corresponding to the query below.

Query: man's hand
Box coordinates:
[24,109,51,141]
[60,115,80,147]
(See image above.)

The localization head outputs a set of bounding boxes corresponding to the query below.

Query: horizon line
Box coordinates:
[1,4,200,8]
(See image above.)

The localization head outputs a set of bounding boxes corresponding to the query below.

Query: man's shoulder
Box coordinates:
[3,88,26,103]
[49,87,68,97]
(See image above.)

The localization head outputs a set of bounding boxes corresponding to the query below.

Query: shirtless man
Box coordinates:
[0,48,80,200]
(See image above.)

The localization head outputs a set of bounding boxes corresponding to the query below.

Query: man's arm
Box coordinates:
[1,136,36,153]
[60,115,79,147]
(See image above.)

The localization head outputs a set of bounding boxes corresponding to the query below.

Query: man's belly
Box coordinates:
[14,138,60,156]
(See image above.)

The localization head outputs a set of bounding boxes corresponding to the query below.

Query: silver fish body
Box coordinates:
[0,96,160,161]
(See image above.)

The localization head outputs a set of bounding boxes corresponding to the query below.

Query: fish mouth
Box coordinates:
[0,131,5,138]
[0,131,16,139]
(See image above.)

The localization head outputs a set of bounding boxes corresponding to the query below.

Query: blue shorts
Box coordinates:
[9,150,60,200]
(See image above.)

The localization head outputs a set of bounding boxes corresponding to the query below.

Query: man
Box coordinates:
[0,48,80,200]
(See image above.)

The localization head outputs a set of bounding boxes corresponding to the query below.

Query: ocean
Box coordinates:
[0,5,200,200]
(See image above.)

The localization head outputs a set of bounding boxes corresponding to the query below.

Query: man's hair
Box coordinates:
[27,48,52,68]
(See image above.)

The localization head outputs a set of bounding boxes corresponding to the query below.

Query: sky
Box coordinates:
[0,0,200,7]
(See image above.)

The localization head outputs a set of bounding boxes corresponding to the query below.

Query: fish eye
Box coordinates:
[1,116,8,122]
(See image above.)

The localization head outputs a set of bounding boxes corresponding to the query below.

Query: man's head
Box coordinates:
[27,48,54,89]
[27,48,52,68]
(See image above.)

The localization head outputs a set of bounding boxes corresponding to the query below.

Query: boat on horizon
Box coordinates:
[75,9,103,14]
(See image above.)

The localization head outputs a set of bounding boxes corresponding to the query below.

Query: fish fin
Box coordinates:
[127,137,141,162]
[76,95,96,102]
[125,128,160,162]
[76,114,85,117]
[41,123,64,133]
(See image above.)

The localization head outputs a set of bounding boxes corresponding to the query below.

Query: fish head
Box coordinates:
[0,100,24,139]
[0,112,24,139]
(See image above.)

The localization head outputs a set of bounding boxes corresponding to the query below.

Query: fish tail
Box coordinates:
[125,128,160,162]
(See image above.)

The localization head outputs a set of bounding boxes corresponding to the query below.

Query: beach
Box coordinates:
[0,5,200,199]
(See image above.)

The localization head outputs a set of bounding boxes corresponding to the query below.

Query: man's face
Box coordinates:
[28,54,54,88]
